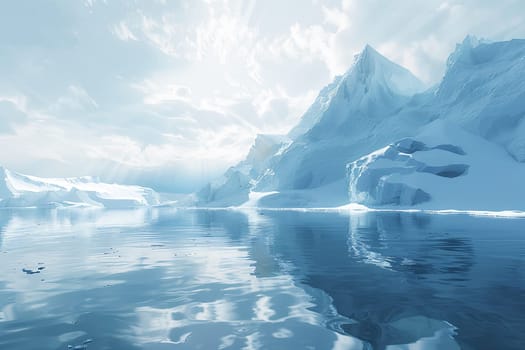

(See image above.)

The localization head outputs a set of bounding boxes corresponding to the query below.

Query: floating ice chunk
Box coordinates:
[0,166,159,208]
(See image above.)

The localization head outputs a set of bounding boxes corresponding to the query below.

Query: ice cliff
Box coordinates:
[0,166,159,208]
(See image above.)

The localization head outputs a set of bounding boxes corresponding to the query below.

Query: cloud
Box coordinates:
[315,0,525,83]
[113,21,138,41]
[0,97,28,134]
[0,0,524,192]
[50,85,99,115]
[133,79,192,104]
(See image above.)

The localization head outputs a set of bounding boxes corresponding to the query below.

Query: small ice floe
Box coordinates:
[22,263,46,274]
[67,338,94,349]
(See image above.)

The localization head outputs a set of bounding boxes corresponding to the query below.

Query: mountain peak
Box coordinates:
[361,43,379,55]
[446,35,491,68]
[288,45,426,140]
[342,44,426,97]
[352,44,383,69]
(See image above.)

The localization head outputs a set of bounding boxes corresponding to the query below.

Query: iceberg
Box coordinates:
[347,121,525,210]
[0,166,159,208]
[197,37,525,210]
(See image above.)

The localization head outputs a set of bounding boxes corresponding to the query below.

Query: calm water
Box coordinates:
[0,208,523,350]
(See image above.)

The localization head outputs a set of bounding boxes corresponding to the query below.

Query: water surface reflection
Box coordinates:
[0,208,523,349]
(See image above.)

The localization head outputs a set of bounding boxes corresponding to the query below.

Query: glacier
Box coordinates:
[0,166,159,208]
[197,37,525,211]
[347,120,525,210]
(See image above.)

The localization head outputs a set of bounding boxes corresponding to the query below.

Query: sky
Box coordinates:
[0,0,524,192]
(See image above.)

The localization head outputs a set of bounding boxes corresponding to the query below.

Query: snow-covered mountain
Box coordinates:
[435,37,525,161]
[196,133,289,206]
[197,37,525,211]
[0,166,159,208]
[288,45,426,140]
[256,45,427,193]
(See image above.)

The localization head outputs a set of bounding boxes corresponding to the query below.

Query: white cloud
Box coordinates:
[133,79,192,104]
[322,5,349,29]
[0,0,524,191]
[113,21,138,41]
[0,95,28,113]
[311,0,525,83]
[193,9,258,64]
[50,85,98,115]
[0,96,29,134]
[138,13,182,57]
[84,125,255,169]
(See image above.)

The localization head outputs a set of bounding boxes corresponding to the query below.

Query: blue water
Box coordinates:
[0,209,523,350]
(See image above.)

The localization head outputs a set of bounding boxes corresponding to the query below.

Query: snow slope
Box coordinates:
[197,37,525,210]
[347,120,525,210]
[434,37,525,162]
[0,166,159,208]
[196,134,289,206]
[253,45,427,193]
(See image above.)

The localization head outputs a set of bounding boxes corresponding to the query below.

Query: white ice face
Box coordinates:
[0,166,159,208]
